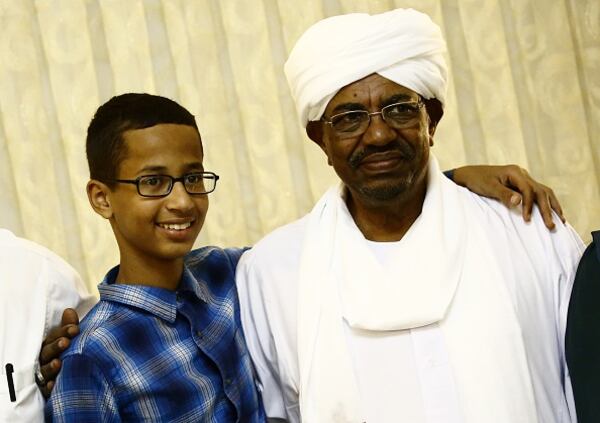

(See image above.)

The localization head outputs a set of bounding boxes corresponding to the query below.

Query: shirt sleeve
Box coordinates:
[236,250,299,422]
[45,353,120,423]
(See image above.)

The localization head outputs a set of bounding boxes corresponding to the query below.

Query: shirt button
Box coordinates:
[196,331,202,338]
[225,378,232,386]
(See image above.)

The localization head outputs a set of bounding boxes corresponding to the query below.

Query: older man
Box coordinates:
[236,9,584,423]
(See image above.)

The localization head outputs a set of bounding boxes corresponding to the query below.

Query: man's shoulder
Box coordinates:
[245,215,310,266]
[457,187,584,270]
[236,215,309,302]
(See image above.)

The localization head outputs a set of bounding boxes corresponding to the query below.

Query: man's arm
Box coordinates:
[44,353,120,422]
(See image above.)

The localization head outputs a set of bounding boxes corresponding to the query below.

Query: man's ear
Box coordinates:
[423,97,443,147]
[306,121,333,166]
[87,180,113,219]
[428,121,437,147]
[306,120,323,145]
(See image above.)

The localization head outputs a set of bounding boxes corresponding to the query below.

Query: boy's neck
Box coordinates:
[115,255,185,291]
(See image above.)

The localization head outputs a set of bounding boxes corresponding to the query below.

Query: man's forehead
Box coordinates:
[325,74,419,111]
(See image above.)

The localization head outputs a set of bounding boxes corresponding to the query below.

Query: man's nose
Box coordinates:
[361,114,396,145]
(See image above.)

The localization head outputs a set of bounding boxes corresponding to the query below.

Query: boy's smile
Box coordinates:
[106,123,208,272]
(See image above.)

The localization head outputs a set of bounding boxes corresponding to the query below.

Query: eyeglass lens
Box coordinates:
[330,102,422,135]
[138,174,217,196]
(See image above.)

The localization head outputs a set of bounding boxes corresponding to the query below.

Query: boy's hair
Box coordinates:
[86,93,199,184]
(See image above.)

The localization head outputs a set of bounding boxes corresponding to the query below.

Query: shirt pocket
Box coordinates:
[0,362,44,422]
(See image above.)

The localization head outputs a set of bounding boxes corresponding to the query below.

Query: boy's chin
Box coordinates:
[150,248,194,263]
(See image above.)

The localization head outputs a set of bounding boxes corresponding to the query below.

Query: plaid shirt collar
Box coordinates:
[98,265,209,324]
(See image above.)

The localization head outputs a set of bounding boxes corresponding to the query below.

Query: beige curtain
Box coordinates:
[0,0,598,293]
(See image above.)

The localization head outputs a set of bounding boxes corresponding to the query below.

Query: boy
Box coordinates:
[45,93,264,421]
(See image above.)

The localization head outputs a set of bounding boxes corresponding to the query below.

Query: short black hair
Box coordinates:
[86,93,199,184]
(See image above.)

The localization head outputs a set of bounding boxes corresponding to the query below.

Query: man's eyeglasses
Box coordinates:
[111,172,219,197]
[322,100,424,138]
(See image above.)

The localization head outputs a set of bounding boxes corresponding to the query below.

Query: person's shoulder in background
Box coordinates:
[566,231,600,423]
[0,227,96,329]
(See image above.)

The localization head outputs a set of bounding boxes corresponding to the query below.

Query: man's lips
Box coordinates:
[349,142,415,170]
[358,152,407,171]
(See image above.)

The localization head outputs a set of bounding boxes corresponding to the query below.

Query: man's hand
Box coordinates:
[38,308,80,398]
[453,165,565,230]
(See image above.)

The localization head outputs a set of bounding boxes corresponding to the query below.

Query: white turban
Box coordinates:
[284,8,448,126]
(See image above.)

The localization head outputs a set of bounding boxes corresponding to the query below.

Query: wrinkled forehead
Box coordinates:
[324,74,420,115]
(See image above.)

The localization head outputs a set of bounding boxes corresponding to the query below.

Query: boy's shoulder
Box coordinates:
[185,246,248,287]
[61,299,142,363]
[185,245,248,266]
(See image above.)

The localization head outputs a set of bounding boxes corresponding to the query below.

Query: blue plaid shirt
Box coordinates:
[45,247,265,422]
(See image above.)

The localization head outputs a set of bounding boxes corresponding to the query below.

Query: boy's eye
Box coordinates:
[185,174,202,184]
[141,176,163,186]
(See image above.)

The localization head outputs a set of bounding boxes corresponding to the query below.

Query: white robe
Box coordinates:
[236,163,584,423]
[0,229,96,423]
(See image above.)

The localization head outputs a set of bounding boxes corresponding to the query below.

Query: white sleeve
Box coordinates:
[0,232,97,422]
[41,251,97,337]
[236,250,299,422]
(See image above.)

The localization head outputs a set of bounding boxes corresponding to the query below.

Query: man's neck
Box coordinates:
[346,178,427,242]
[116,254,184,291]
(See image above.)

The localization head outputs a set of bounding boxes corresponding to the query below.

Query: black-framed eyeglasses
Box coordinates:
[111,171,220,197]
[322,100,425,138]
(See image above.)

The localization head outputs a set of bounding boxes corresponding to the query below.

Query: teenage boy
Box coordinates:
[45,93,264,421]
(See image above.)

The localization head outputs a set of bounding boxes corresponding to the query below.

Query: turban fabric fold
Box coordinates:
[284,8,448,126]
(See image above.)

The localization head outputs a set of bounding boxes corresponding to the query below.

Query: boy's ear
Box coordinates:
[87,180,113,219]
[306,121,333,166]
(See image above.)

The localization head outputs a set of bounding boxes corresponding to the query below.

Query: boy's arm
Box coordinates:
[448,164,564,230]
[45,353,120,422]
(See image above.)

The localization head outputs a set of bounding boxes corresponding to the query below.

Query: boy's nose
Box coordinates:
[165,181,195,211]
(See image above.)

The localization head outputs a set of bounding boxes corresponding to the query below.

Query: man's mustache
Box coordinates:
[348,142,416,169]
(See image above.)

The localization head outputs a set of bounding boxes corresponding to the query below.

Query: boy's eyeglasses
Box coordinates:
[111,172,219,197]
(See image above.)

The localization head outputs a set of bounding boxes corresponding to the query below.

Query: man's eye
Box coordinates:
[386,104,415,116]
[332,111,365,126]
[342,112,364,123]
